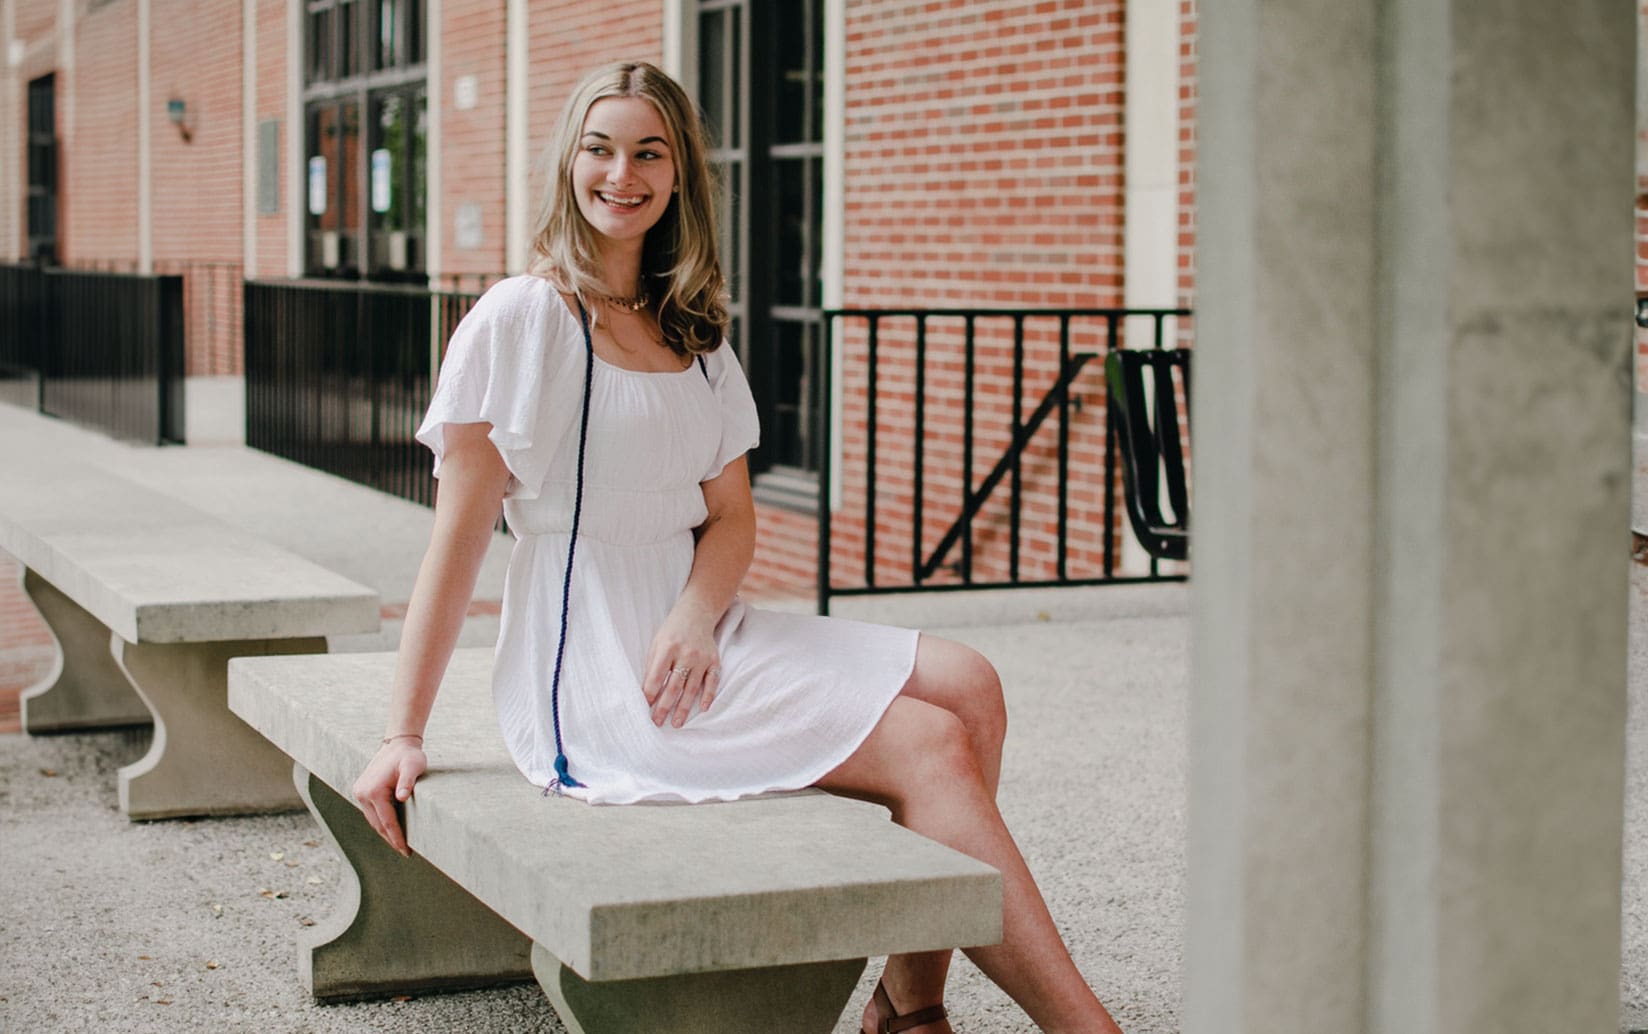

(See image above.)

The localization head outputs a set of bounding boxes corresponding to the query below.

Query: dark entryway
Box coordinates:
[26,74,58,265]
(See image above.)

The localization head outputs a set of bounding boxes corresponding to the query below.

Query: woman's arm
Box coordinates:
[642,455,756,727]
[352,422,511,855]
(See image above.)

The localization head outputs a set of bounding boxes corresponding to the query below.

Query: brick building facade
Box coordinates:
[4,0,1202,601]
[0,0,1639,611]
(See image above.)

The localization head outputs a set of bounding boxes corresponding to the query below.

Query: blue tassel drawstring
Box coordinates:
[541,301,599,799]
[541,305,698,801]
[542,752,583,796]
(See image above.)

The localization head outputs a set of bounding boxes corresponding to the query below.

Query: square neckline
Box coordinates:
[533,277,700,376]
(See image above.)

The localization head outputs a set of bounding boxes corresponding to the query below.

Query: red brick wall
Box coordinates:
[438,0,508,278]
[62,1,141,266]
[436,1,663,281]
[13,0,55,54]
[815,0,1130,596]
[526,1,663,142]
[253,0,287,279]
[152,0,244,374]
[744,505,821,601]
[524,1,663,234]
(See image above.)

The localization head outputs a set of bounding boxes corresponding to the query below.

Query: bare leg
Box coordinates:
[821,690,1122,1034]
[863,636,1006,1030]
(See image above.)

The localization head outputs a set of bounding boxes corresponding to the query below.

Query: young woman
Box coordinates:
[351,60,1124,1034]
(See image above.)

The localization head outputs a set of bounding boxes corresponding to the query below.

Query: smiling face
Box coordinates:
[571,96,677,257]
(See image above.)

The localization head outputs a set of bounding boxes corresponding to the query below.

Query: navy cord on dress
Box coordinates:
[543,301,599,795]
[542,314,712,796]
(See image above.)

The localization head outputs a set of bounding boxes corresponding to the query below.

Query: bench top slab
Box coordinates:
[0,461,379,643]
[229,648,1003,981]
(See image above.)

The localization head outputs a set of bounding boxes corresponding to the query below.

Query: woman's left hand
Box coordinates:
[642,609,722,728]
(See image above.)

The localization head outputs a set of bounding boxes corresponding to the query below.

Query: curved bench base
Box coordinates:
[297,766,535,1000]
[18,567,151,732]
[296,763,869,1031]
[116,637,322,819]
[534,946,864,1034]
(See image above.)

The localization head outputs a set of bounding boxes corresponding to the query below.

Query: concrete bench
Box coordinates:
[228,648,1003,1033]
[0,460,379,819]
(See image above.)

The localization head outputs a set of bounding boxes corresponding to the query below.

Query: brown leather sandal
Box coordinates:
[865,980,949,1033]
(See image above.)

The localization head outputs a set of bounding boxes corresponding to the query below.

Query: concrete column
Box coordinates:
[1185,0,1381,1028]
[1186,2,1634,1034]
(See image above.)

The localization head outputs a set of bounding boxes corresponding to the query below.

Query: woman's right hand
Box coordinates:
[352,740,428,857]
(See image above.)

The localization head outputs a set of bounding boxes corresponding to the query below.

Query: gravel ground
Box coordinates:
[0,569,1642,1034]
[0,601,1191,1034]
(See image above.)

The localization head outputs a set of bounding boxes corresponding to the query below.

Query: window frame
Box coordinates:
[303,0,428,282]
[699,0,826,509]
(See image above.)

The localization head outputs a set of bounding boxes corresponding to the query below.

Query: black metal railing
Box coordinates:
[817,307,1192,614]
[0,264,46,392]
[244,279,478,508]
[70,259,245,375]
[0,263,186,443]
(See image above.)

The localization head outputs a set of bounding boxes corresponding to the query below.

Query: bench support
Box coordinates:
[533,945,866,1034]
[18,566,152,733]
[297,766,534,1000]
[116,637,326,819]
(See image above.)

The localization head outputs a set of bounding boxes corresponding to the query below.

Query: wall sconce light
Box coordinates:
[167,98,192,143]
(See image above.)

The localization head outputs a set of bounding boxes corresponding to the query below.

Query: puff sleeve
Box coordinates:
[414,277,581,501]
[700,341,761,481]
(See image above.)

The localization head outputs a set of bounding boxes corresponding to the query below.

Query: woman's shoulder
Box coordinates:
[463,275,587,351]
[470,274,571,322]
[699,338,744,376]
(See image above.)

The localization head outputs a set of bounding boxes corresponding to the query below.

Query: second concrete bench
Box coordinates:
[0,460,379,819]
[229,648,1003,1033]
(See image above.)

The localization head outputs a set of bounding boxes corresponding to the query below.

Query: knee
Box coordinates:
[956,646,1007,750]
[906,705,984,789]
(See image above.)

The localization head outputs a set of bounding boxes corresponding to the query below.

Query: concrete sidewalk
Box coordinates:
[0,397,1642,1032]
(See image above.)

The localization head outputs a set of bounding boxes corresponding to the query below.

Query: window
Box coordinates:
[26,75,58,264]
[699,0,826,503]
[304,0,426,280]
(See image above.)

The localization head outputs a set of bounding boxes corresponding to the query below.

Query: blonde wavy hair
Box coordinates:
[528,61,728,356]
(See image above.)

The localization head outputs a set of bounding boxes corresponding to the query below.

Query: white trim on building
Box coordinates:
[242,0,257,274]
[823,0,844,513]
[286,0,302,277]
[504,0,527,274]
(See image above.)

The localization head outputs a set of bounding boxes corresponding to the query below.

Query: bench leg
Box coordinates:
[532,944,865,1034]
[296,765,534,1000]
[17,566,152,733]
[115,637,324,819]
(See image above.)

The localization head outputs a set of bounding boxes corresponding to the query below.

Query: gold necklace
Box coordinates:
[601,290,651,313]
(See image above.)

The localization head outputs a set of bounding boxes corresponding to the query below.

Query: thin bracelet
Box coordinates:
[381,733,424,746]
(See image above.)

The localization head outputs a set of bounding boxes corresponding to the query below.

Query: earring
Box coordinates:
[672,184,679,193]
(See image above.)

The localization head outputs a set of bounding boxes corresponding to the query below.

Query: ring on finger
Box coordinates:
[707,666,721,677]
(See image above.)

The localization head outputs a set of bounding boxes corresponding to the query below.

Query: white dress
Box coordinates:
[415,275,918,804]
